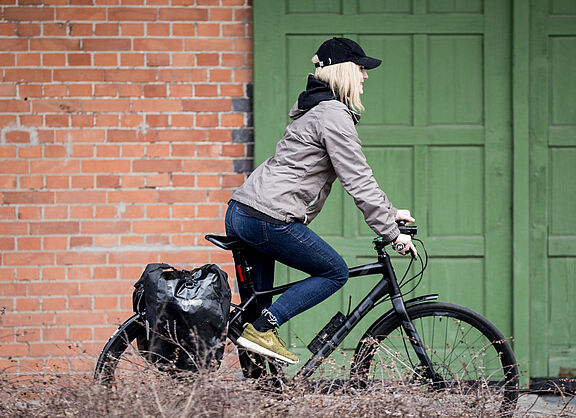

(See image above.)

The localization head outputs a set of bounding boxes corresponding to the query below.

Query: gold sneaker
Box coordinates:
[236,324,299,364]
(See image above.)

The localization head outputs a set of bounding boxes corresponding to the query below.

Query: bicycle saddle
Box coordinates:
[205,235,247,251]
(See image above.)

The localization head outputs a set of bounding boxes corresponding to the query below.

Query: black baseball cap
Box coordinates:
[315,37,382,70]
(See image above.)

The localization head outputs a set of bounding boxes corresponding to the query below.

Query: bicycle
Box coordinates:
[94,223,519,413]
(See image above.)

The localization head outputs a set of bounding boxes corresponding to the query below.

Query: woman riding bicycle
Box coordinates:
[225,37,416,365]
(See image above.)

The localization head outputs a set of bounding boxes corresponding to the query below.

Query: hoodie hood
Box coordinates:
[290,75,361,124]
[297,75,336,110]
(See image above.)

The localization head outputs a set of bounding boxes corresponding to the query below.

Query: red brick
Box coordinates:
[80,221,130,234]
[78,281,132,295]
[95,114,119,127]
[96,145,120,157]
[94,296,118,310]
[107,189,156,203]
[4,191,53,204]
[196,53,219,66]
[68,296,91,310]
[185,38,234,51]
[43,22,67,36]
[82,99,130,112]
[93,266,116,279]
[158,189,205,203]
[43,52,66,66]
[44,205,68,219]
[221,53,245,66]
[209,8,233,21]
[182,99,231,112]
[173,23,195,36]
[146,53,169,66]
[106,69,156,82]
[53,69,105,82]
[43,297,67,310]
[159,7,208,21]
[120,22,145,36]
[158,68,207,82]
[70,175,95,188]
[70,328,92,340]
[82,38,131,51]
[16,328,41,342]
[0,22,16,36]
[197,23,220,36]
[169,84,193,97]
[0,283,27,297]
[93,84,116,97]
[54,190,106,204]
[171,114,195,127]
[68,84,93,96]
[147,23,170,36]
[223,23,246,37]
[0,237,15,251]
[133,99,180,112]
[146,114,169,127]
[109,7,157,21]
[68,53,91,66]
[95,23,119,36]
[195,84,218,96]
[120,52,144,66]
[43,236,68,250]
[17,53,41,66]
[41,267,66,280]
[70,23,93,37]
[0,344,28,357]
[172,174,195,187]
[4,251,55,266]
[0,99,29,112]
[30,38,81,51]
[4,7,54,20]
[221,84,244,97]
[143,84,166,97]
[56,7,106,20]
[43,328,67,341]
[93,52,118,66]
[221,113,245,127]
[196,114,216,127]
[70,206,93,219]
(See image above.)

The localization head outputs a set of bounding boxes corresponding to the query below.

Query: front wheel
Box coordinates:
[351,302,519,414]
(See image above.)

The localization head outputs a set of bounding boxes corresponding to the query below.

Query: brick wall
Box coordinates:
[0,0,253,374]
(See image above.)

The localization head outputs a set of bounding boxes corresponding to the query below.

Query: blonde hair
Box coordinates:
[312,55,365,112]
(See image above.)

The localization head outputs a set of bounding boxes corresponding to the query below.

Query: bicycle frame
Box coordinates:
[226,238,442,382]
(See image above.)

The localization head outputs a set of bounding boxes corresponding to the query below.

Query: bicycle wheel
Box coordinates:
[94,315,152,385]
[351,302,519,414]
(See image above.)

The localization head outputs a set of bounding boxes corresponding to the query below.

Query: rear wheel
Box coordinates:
[94,315,152,385]
[352,302,519,414]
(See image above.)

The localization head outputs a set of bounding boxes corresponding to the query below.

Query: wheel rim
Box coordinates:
[355,312,518,413]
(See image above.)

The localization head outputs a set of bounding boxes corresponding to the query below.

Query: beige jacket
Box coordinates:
[231,99,400,242]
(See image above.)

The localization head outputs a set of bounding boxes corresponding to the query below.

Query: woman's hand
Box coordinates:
[395,209,415,224]
[393,209,417,257]
[392,233,418,258]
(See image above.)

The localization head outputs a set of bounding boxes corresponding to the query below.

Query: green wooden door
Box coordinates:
[529,0,576,380]
[254,0,513,370]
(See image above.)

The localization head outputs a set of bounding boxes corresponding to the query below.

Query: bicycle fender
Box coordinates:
[94,313,144,378]
[355,294,439,352]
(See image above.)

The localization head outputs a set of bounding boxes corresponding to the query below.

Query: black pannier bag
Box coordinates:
[132,263,231,372]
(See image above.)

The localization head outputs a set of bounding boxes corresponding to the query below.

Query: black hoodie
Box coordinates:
[297,75,337,110]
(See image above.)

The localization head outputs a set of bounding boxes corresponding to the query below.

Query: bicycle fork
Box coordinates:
[384,256,445,387]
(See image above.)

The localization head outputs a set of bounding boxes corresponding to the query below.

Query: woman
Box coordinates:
[225,37,416,364]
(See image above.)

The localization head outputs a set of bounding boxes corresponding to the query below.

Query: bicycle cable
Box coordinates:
[397,238,428,296]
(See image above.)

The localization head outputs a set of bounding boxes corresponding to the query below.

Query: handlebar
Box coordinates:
[398,220,417,237]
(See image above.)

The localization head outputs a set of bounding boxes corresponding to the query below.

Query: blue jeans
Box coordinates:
[225,200,349,327]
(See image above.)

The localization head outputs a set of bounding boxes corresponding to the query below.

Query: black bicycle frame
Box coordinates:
[229,244,442,382]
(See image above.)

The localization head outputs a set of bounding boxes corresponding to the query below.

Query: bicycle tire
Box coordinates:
[351,302,519,414]
[94,315,151,385]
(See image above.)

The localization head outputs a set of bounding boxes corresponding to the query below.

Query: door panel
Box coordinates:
[530,0,576,378]
[254,0,512,366]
